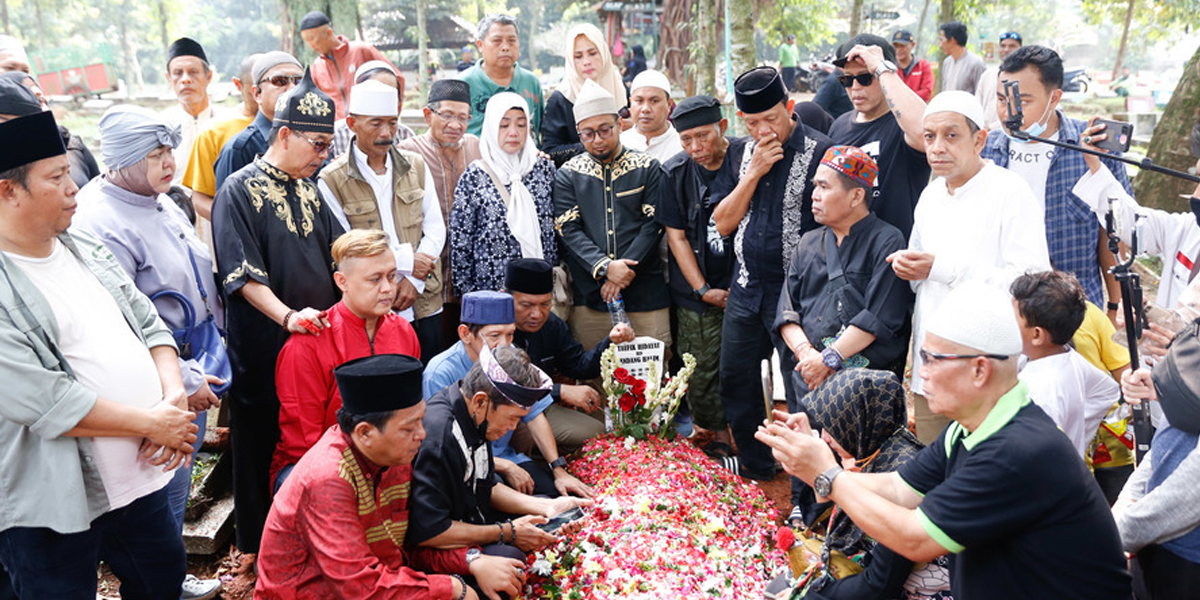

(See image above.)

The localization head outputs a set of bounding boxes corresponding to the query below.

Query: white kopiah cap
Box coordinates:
[926,280,1023,356]
[923,90,985,130]
[573,79,621,124]
[349,80,399,117]
[629,69,672,96]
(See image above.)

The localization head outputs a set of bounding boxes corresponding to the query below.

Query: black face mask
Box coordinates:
[1191,196,1200,229]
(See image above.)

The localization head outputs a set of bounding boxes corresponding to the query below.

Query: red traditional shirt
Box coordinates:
[311,35,405,120]
[272,300,421,487]
[256,428,468,599]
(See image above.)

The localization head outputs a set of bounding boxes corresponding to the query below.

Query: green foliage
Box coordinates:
[758,0,837,51]
[1079,0,1199,64]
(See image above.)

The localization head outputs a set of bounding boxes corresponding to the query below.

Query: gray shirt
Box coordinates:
[73,177,222,395]
[0,230,175,534]
[942,51,986,95]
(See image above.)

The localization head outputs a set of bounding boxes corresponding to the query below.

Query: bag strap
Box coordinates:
[184,246,214,318]
[823,229,844,282]
[149,289,197,329]
[477,160,512,207]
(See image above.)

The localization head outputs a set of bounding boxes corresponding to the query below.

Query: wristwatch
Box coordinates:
[814,465,844,497]
[874,60,898,78]
[821,346,844,372]
[465,547,482,565]
[693,283,712,300]
[550,457,569,471]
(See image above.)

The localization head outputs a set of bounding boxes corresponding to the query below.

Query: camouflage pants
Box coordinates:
[676,305,726,431]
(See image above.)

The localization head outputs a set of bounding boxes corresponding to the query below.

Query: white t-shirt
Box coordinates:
[6,241,172,509]
[1019,348,1120,459]
[1005,131,1058,213]
[620,126,683,164]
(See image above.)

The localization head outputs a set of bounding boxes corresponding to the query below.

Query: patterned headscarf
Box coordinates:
[802,368,924,552]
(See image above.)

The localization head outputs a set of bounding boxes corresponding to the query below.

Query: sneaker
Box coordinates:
[180,574,222,600]
[716,455,775,481]
[672,412,695,438]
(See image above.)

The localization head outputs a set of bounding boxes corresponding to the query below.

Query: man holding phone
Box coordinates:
[982,45,1130,321]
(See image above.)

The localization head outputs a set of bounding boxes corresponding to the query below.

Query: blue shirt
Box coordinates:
[422,341,552,464]
[981,114,1133,304]
[213,111,272,195]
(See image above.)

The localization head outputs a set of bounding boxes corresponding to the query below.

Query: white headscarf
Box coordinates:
[559,23,627,106]
[479,92,543,259]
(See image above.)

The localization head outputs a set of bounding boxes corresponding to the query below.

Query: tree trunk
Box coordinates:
[915,0,932,53]
[693,0,716,96]
[157,0,169,53]
[527,0,542,72]
[2,0,10,36]
[1132,43,1200,213]
[939,0,953,24]
[280,0,294,53]
[849,0,864,37]
[1112,0,1136,79]
[728,0,755,77]
[476,0,485,23]
[657,0,691,91]
[118,0,145,94]
[417,0,428,105]
[33,0,46,51]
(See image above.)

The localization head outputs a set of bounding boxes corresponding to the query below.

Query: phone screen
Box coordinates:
[535,507,585,533]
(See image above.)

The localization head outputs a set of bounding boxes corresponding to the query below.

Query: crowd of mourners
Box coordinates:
[0,10,1199,600]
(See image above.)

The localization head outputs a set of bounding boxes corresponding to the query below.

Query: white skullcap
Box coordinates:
[630,69,672,96]
[925,281,1023,356]
[349,79,398,117]
[0,35,28,64]
[573,79,621,124]
[923,90,985,130]
[354,60,396,83]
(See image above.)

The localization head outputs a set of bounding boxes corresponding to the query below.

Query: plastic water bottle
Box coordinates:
[608,293,629,326]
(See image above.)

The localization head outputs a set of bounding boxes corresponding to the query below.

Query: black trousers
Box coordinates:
[1133,544,1200,600]
[719,287,797,477]
[414,313,444,366]
[229,395,281,554]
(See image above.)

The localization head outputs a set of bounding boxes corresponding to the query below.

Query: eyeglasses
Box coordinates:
[292,132,332,154]
[838,72,875,88]
[919,348,1011,364]
[260,74,303,88]
[434,110,470,126]
[577,122,616,142]
[999,32,1022,42]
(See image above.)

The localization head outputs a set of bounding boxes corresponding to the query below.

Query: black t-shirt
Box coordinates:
[657,148,733,312]
[898,384,1132,600]
[828,111,930,239]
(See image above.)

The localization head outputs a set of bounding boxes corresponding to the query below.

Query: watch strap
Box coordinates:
[816,464,844,496]
[694,283,712,299]
[550,457,569,470]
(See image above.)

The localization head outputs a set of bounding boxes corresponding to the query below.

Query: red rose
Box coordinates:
[619,392,637,412]
[775,526,796,551]
[636,393,646,407]
[613,367,630,383]
[631,379,647,394]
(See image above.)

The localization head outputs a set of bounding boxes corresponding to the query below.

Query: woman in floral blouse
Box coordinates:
[450,92,558,294]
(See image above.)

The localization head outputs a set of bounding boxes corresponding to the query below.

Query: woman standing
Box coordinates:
[72,105,223,600]
[541,23,627,167]
[451,92,557,294]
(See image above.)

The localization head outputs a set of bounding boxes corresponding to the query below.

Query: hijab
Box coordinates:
[479,92,543,259]
[803,368,924,552]
[560,23,627,105]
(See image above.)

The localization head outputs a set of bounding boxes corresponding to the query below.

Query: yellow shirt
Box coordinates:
[1071,301,1134,469]
[182,114,254,196]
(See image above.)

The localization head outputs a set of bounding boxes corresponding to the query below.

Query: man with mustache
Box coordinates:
[319,77,447,363]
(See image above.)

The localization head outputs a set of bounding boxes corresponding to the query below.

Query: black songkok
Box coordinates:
[734,67,787,115]
[428,79,472,105]
[334,354,424,414]
[299,11,331,31]
[670,95,723,133]
[273,68,335,134]
[167,37,208,66]
[0,111,65,172]
[505,258,553,295]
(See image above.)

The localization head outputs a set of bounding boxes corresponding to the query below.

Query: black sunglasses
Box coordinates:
[919,348,1011,364]
[838,72,875,88]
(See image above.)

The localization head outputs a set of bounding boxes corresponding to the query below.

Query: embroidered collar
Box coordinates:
[254,156,293,182]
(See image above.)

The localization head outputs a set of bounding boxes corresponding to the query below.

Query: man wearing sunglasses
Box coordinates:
[975,31,1022,131]
[553,79,670,350]
[212,69,345,570]
[757,282,1133,600]
[213,51,303,195]
[827,33,930,240]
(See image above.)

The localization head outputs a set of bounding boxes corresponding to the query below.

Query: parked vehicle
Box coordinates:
[1063,67,1091,93]
[30,44,119,99]
[805,52,837,95]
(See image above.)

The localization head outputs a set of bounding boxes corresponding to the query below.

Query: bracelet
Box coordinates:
[1107,302,1120,311]
[281,309,297,330]
[450,574,468,600]
[497,523,504,544]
